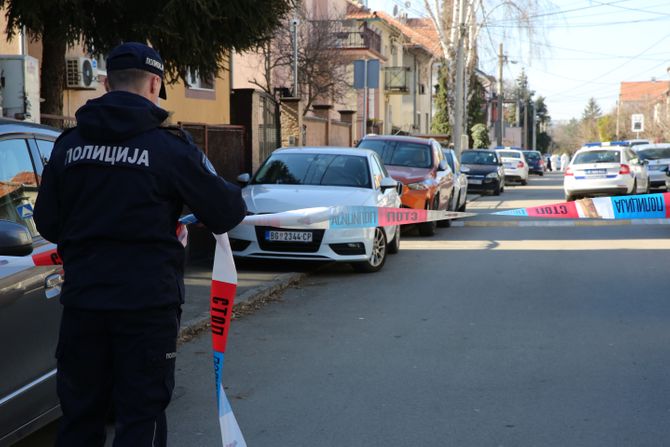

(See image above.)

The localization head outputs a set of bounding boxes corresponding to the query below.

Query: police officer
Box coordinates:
[33,42,246,446]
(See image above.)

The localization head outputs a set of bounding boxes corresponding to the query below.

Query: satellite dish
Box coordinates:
[81,59,93,87]
[393,4,398,16]
[405,1,411,8]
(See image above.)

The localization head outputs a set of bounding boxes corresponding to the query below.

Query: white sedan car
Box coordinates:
[229,147,402,273]
[564,145,648,201]
[495,148,529,185]
[634,144,670,190]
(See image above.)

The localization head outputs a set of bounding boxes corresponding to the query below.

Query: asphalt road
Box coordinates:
[164,173,670,446]
[18,173,670,446]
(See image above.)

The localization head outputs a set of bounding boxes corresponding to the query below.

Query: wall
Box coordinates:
[331,121,352,147]
[304,116,327,146]
[0,13,21,54]
[162,64,230,125]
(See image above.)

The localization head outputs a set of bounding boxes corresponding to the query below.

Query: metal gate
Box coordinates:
[258,93,280,161]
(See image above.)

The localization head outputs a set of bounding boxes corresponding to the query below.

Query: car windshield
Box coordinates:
[637,147,670,160]
[497,151,521,159]
[461,151,498,165]
[358,140,432,168]
[572,150,620,164]
[524,151,541,161]
[252,153,371,188]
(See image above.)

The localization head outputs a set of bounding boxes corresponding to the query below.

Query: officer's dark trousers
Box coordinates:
[55,306,180,447]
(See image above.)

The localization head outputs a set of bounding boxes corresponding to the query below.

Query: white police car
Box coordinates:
[564,143,648,201]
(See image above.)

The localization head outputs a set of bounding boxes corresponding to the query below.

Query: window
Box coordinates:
[252,153,371,188]
[370,154,386,189]
[35,139,55,166]
[187,68,215,90]
[573,150,620,164]
[0,139,40,236]
[358,140,433,169]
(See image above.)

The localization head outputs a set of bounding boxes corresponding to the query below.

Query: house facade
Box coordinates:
[0,13,231,127]
[618,80,670,141]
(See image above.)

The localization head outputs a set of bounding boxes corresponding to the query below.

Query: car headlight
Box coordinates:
[486,172,499,178]
[460,166,470,173]
[407,181,430,190]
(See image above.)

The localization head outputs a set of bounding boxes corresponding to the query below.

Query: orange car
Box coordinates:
[357,135,455,236]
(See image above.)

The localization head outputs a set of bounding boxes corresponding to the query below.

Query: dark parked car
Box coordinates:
[0,119,62,444]
[522,150,546,176]
[460,150,505,195]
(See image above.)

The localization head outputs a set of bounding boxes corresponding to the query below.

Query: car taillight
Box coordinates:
[539,159,545,166]
[517,161,525,168]
[619,164,631,175]
[564,166,573,176]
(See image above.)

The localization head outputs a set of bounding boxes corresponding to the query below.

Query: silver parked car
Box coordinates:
[441,147,468,211]
[0,119,63,444]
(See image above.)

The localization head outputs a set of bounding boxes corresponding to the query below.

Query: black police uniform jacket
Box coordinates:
[34,91,247,310]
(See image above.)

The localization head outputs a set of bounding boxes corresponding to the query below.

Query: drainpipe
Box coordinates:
[413,55,417,132]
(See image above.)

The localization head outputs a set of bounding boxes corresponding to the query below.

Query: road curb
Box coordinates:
[179,271,309,341]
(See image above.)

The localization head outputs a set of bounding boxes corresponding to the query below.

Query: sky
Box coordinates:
[366,0,670,123]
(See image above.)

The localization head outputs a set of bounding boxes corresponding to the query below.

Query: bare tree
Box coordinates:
[423,0,548,140]
[250,4,350,116]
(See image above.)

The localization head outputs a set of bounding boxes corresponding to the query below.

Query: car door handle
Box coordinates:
[45,273,63,300]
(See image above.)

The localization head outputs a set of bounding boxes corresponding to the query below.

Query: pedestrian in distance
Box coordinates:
[546,154,552,171]
[561,153,570,171]
[33,42,247,447]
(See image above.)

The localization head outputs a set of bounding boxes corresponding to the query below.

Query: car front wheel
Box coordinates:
[352,227,387,273]
[388,227,400,254]
[419,198,438,236]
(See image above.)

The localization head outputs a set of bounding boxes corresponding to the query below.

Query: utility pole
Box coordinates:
[362,58,368,138]
[291,15,299,98]
[497,43,504,146]
[453,0,467,156]
[523,91,529,148]
[531,101,537,151]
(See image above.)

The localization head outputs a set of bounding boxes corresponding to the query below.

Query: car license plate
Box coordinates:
[265,230,313,242]
[469,178,482,184]
[585,169,606,175]
[504,163,515,169]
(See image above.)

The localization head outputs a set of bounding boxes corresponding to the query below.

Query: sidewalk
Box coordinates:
[179,259,309,336]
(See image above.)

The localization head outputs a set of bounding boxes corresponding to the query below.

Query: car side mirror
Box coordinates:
[380,177,400,193]
[0,220,33,256]
[236,173,251,185]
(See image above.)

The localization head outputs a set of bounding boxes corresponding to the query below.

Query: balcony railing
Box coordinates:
[334,28,382,53]
[384,67,410,93]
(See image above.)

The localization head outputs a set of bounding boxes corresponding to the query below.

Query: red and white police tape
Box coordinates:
[2,196,670,445]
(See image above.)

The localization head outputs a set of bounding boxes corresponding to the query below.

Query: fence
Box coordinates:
[304,117,353,147]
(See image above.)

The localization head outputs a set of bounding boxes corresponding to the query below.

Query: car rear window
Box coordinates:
[524,151,540,161]
[461,151,498,165]
[497,151,521,159]
[572,150,621,164]
[637,147,670,160]
[358,140,432,168]
[252,153,371,188]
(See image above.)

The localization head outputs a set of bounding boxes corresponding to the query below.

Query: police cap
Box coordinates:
[106,42,167,99]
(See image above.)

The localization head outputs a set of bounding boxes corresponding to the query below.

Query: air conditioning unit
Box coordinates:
[0,55,41,122]
[65,57,97,89]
